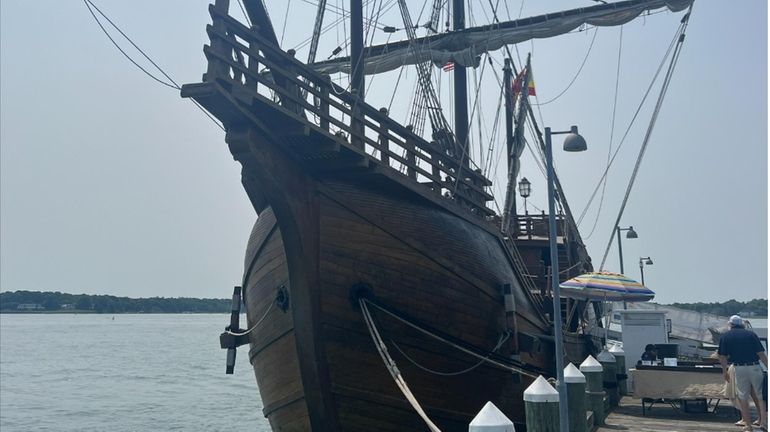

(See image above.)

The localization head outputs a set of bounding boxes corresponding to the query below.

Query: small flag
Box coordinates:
[442,61,455,72]
[512,67,536,96]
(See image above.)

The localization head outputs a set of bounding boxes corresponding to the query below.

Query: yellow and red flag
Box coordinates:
[512,67,536,96]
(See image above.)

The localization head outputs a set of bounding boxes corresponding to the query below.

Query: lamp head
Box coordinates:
[644,257,653,265]
[518,177,531,198]
[626,226,638,239]
[563,125,587,152]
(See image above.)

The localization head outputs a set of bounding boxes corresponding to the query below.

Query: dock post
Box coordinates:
[609,345,628,396]
[564,363,587,432]
[469,401,516,432]
[580,355,605,426]
[523,375,559,432]
[597,350,620,408]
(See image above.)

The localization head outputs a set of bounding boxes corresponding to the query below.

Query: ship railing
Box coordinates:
[513,212,568,240]
[198,0,494,216]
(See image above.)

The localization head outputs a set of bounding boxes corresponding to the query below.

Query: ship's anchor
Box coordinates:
[220,286,248,374]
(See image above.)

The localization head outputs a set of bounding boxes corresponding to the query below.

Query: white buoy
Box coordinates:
[469,401,515,432]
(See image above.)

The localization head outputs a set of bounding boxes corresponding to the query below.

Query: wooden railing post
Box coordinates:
[378,108,390,167]
[404,126,417,180]
[246,26,259,92]
[206,0,232,82]
[318,75,331,131]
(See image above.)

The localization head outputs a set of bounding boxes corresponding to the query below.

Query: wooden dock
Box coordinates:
[596,396,747,432]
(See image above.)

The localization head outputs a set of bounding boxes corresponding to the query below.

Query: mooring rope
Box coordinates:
[362,298,540,378]
[359,299,442,432]
[224,301,274,337]
[391,331,509,377]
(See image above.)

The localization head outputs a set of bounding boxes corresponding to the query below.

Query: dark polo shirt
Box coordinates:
[718,327,764,364]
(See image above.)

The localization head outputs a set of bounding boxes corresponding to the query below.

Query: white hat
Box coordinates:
[728,315,743,327]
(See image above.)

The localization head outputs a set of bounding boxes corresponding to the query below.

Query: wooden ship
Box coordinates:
[182,0,693,430]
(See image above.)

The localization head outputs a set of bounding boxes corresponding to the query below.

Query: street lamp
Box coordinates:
[615,225,638,274]
[639,256,653,286]
[518,177,531,213]
[546,125,587,432]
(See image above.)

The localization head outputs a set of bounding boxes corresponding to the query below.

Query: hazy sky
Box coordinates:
[1,0,767,304]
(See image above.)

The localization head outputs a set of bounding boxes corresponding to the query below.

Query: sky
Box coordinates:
[0,0,767,304]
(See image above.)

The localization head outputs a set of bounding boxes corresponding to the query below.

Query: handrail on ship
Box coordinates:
[194,0,494,216]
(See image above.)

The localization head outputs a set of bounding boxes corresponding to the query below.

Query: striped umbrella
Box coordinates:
[560,271,654,345]
[559,271,654,302]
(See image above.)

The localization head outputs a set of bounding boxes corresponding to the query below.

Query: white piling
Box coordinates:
[523,375,559,432]
[469,401,515,432]
[608,344,628,396]
[564,363,587,432]
[580,355,605,426]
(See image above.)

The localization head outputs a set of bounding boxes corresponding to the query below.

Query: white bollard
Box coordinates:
[523,375,559,432]
[469,401,515,432]
[608,344,628,396]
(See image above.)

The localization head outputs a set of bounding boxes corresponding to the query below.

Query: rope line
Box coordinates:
[224,301,274,336]
[598,5,693,269]
[363,298,540,378]
[82,0,224,131]
[391,331,509,376]
[533,26,599,106]
[576,21,684,227]
[360,299,442,432]
[583,25,622,240]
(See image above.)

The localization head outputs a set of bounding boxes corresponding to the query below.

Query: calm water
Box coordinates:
[0,314,272,431]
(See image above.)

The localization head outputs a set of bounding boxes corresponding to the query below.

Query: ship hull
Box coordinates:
[240,167,562,431]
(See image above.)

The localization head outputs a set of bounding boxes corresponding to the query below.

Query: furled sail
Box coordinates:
[311,0,692,75]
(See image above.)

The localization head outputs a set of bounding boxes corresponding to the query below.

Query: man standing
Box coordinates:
[719,315,768,431]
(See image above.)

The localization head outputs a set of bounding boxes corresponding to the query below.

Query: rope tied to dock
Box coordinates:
[391,331,509,377]
[359,298,442,432]
[362,298,541,378]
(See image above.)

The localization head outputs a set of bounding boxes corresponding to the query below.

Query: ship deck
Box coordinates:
[596,396,750,432]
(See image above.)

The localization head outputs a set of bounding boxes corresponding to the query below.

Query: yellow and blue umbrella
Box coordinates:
[559,271,654,302]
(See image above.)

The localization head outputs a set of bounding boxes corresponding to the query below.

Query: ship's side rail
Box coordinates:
[198,0,494,216]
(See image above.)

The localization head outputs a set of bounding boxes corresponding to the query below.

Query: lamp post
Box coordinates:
[639,256,653,286]
[518,177,531,214]
[615,226,638,274]
[546,125,587,432]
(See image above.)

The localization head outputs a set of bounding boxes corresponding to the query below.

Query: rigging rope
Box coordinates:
[82,0,224,131]
[360,299,442,432]
[533,27,599,106]
[576,20,684,227]
[236,0,252,27]
[224,301,274,336]
[598,6,694,269]
[583,25,622,240]
[391,332,509,376]
[363,298,541,378]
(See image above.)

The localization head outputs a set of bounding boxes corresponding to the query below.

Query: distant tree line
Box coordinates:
[669,298,767,317]
[0,290,231,313]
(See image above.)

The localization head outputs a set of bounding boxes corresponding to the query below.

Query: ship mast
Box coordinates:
[452,0,469,162]
[350,0,364,99]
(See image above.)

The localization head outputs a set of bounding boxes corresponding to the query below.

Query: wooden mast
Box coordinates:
[452,0,468,161]
[503,58,515,228]
[350,0,364,98]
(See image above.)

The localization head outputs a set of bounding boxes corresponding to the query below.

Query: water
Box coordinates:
[0,314,272,432]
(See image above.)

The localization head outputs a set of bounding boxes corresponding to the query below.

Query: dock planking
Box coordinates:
[596,396,746,432]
